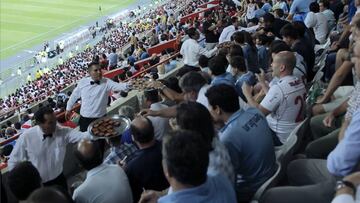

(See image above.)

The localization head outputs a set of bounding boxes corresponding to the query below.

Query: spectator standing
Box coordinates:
[8,107,90,190]
[304,2,330,44]
[65,62,128,132]
[202,11,220,50]
[319,0,336,31]
[108,48,118,69]
[180,28,217,68]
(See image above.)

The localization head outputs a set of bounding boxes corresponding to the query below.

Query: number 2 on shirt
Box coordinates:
[294,93,307,122]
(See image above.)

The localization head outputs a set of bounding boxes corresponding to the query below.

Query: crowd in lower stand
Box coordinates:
[2,0,360,203]
[0,0,204,121]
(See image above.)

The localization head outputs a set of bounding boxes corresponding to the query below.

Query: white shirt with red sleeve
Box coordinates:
[260,75,306,143]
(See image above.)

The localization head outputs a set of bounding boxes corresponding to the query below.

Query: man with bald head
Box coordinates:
[243,51,306,145]
[73,139,133,203]
[125,116,169,202]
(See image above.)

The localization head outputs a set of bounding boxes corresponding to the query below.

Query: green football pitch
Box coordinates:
[0,0,135,60]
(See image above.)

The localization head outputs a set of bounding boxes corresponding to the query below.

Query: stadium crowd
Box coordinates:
[0,0,202,121]
[2,0,360,203]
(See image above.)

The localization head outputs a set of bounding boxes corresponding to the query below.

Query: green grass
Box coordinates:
[0,0,135,59]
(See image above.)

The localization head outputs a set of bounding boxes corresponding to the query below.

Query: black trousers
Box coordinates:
[43,173,68,192]
[78,116,100,132]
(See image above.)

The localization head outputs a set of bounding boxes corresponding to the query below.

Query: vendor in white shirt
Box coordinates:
[180,28,218,68]
[8,107,91,191]
[65,62,129,132]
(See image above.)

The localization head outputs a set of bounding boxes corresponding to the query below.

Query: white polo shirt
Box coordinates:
[260,75,306,143]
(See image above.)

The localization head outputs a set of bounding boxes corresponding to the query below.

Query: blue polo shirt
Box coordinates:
[158,174,237,203]
[219,108,276,196]
[211,72,235,87]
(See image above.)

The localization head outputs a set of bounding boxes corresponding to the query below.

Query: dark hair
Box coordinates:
[205,84,240,113]
[163,130,209,186]
[280,24,299,39]
[179,71,206,93]
[87,61,100,70]
[230,56,247,72]
[14,122,21,130]
[74,140,103,170]
[34,107,54,124]
[208,55,228,76]
[309,2,320,12]
[319,0,330,8]
[262,13,275,23]
[292,21,306,37]
[231,16,238,24]
[7,161,42,200]
[198,55,209,68]
[125,71,133,78]
[144,88,160,103]
[186,28,197,38]
[269,40,291,54]
[26,187,73,203]
[131,117,154,144]
[256,34,269,45]
[274,8,284,18]
[229,44,244,57]
[112,47,116,53]
[165,77,182,93]
[176,102,214,150]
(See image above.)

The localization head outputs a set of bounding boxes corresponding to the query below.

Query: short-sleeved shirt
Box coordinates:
[260,75,306,143]
[235,72,257,102]
[158,175,237,203]
[211,72,236,87]
[73,164,133,203]
[219,108,276,194]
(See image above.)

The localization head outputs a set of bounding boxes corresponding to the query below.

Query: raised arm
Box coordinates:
[107,78,128,92]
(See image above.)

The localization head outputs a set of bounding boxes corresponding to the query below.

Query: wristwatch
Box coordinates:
[335,180,357,194]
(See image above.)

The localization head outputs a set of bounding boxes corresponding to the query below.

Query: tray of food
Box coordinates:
[130,78,152,91]
[88,115,131,139]
[217,41,234,49]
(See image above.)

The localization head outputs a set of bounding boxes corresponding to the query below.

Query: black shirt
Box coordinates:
[271,18,289,39]
[292,39,315,79]
[125,141,169,202]
[203,20,219,43]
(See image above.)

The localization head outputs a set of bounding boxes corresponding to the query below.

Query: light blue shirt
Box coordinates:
[73,164,133,203]
[158,175,237,203]
[211,72,235,87]
[219,108,276,194]
[327,110,360,177]
[262,3,272,13]
[289,0,314,15]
